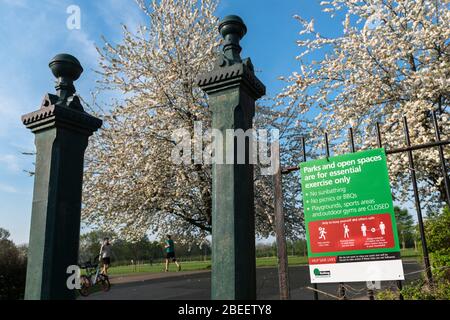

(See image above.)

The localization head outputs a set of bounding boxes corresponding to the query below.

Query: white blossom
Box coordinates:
[277,0,450,211]
[82,0,304,242]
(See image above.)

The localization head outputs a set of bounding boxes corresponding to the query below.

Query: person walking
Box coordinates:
[361,224,367,237]
[379,222,386,235]
[164,235,181,272]
[99,237,112,275]
[344,224,350,239]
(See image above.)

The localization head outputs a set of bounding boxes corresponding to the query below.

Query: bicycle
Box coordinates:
[78,256,111,297]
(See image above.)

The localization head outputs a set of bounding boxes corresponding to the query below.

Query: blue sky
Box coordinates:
[0,0,344,244]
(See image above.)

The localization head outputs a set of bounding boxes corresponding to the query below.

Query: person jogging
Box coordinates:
[164,235,181,272]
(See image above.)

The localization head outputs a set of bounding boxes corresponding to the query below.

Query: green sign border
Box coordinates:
[300,148,401,258]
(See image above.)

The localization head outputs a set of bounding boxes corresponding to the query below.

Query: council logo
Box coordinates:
[314,268,331,277]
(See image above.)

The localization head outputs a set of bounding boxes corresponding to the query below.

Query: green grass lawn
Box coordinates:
[400,248,421,258]
[106,249,420,277]
[256,255,309,267]
[108,260,211,276]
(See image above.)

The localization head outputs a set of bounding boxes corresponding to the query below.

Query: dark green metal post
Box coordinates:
[198,15,265,300]
[21,54,102,300]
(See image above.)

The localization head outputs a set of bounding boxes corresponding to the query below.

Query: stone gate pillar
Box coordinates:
[198,15,266,300]
[21,54,102,300]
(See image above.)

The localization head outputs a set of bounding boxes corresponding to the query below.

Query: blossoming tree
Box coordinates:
[82,0,304,242]
[277,0,449,210]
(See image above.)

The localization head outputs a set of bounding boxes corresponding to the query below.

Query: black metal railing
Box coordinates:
[278,111,449,300]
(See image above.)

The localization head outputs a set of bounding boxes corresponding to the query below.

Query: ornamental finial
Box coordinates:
[48,54,83,107]
[218,15,247,65]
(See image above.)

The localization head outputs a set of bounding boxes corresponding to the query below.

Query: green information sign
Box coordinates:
[300,148,405,283]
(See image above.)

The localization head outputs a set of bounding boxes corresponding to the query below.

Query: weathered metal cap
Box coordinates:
[49,53,83,81]
[219,15,247,40]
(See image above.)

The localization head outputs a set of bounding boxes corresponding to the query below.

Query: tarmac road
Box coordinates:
[81,261,422,300]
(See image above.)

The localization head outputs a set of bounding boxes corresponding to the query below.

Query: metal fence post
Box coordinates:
[402,117,433,285]
[324,133,347,300]
[432,111,450,206]
[301,137,319,300]
[377,122,405,299]
[273,141,291,300]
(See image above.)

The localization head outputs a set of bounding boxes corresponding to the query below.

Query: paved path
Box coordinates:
[81,262,422,300]
[109,270,210,285]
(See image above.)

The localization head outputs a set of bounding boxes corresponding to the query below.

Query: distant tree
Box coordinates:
[0,227,10,240]
[119,235,162,261]
[394,206,415,249]
[16,244,28,260]
[0,228,27,300]
[294,239,308,257]
[79,230,165,264]
[266,239,308,258]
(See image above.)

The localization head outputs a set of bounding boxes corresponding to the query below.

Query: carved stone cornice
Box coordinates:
[21,98,102,135]
[197,58,266,99]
